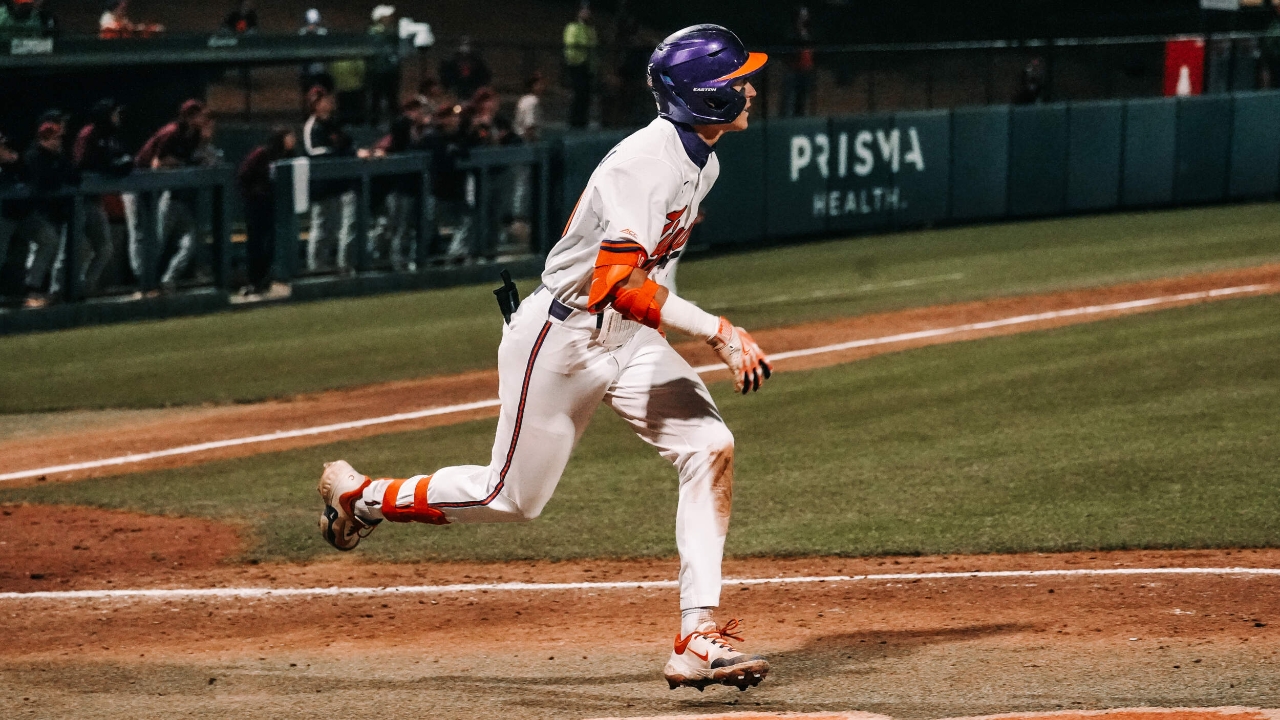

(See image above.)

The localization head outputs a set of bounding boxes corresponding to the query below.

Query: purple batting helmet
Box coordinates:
[648,24,768,126]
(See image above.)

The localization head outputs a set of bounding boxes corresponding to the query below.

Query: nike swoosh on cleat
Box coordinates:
[673,632,710,661]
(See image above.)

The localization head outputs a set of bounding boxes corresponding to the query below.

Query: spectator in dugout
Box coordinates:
[0,131,21,289]
[67,98,133,297]
[237,126,296,296]
[439,37,492,106]
[418,103,471,261]
[0,0,56,39]
[298,9,334,95]
[451,87,501,151]
[415,77,452,118]
[99,0,163,39]
[514,73,545,143]
[367,4,403,126]
[303,86,368,273]
[19,120,80,308]
[368,99,429,271]
[562,3,598,129]
[132,100,215,294]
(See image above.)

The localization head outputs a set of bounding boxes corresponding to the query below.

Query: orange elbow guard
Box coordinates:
[587,239,649,312]
[612,279,662,328]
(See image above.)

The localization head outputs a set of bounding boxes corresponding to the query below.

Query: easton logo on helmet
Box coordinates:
[648,24,768,126]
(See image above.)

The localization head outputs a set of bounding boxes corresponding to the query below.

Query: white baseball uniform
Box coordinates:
[361,117,732,609]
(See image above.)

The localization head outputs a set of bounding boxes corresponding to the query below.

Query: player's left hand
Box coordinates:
[708,318,773,394]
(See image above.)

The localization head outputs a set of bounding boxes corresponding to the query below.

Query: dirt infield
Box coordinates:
[589,710,1280,720]
[3,263,1277,486]
[0,504,243,593]
[2,547,1279,718]
[4,266,1280,716]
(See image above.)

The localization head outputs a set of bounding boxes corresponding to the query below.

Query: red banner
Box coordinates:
[1164,38,1205,96]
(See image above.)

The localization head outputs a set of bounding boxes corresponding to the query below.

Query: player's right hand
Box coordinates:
[708,317,773,394]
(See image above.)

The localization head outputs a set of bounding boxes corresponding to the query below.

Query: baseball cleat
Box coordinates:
[317,460,380,551]
[663,618,769,691]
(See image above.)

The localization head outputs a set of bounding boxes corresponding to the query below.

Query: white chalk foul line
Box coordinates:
[0,399,502,482]
[1,282,1273,483]
[1,566,1277,602]
[692,283,1275,371]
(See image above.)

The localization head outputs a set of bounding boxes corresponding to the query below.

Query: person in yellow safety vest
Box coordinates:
[330,53,368,125]
[562,2,598,128]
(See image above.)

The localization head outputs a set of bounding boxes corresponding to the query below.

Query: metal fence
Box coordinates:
[269,145,553,282]
[0,144,552,323]
[0,167,235,302]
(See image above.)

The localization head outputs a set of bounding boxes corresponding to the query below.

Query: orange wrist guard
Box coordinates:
[612,278,662,328]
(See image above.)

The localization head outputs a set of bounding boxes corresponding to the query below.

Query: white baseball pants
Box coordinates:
[307,191,357,272]
[363,288,735,609]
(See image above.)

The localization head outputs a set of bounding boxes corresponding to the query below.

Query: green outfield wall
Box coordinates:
[563,90,1280,250]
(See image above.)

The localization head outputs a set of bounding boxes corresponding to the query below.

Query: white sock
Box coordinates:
[681,607,715,636]
[354,478,393,523]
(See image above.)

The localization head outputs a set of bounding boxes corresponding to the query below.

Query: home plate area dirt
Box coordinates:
[590,710,1280,720]
[2,543,1280,718]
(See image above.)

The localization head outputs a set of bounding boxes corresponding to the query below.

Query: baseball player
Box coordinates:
[318,24,773,691]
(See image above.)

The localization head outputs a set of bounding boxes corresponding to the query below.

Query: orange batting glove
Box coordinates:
[708,317,773,394]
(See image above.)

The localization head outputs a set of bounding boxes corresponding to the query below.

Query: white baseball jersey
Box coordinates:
[542,117,721,308]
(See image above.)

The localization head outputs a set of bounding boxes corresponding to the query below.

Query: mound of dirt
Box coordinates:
[0,503,242,593]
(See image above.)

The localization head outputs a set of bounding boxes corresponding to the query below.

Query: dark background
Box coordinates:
[35,0,1278,44]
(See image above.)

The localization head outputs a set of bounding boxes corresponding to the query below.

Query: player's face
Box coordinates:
[729,80,756,131]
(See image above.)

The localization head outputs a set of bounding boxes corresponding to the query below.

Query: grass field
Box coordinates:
[2,203,1278,414]
[6,294,1277,563]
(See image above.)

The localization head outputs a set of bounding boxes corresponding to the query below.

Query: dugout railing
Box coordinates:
[268,144,553,284]
[0,166,236,300]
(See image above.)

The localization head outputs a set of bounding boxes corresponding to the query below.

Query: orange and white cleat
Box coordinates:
[663,618,769,691]
[317,460,380,551]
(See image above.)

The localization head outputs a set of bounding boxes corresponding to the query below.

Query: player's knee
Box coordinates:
[509,495,548,522]
[701,424,735,459]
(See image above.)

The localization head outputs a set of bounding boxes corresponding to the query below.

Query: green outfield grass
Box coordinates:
[6,294,1277,562]
[3,203,1278,413]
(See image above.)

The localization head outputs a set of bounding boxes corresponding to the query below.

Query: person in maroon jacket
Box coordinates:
[368,98,427,271]
[237,125,295,295]
[62,98,132,297]
[128,99,214,293]
[19,121,80,308]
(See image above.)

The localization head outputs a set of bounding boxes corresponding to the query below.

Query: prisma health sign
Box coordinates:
[766,111,951,236]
